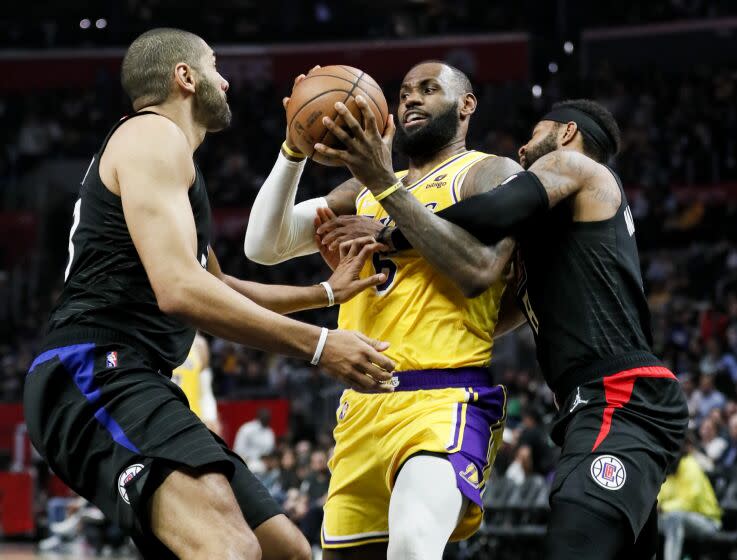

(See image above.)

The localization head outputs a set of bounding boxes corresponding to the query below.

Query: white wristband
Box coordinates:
[311,327,329,365]
[320,281,335,307]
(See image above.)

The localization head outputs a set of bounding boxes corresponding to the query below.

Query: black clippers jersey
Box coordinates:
[514,166,658,397]
[45,112,211,370]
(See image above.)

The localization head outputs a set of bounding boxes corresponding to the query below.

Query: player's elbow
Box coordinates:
[153,277,191,316]
[243,234,283,265]
[461,267,504,299]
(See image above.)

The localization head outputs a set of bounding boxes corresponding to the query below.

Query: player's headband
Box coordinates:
[542,107,616,156]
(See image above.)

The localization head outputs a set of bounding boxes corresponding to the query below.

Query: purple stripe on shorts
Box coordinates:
[388,368,492,392]
[447,385,507,508]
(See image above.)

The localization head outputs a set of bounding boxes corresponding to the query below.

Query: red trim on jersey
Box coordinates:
[591,366,677,452]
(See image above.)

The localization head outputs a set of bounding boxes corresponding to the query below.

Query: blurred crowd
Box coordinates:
[2,0,735,49]
[1,36,737,554]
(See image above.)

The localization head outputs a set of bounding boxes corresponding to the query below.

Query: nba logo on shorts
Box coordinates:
[106,351,118,368]
[590,455,626,490]
[338,401,349,420]
[118,463,144,504]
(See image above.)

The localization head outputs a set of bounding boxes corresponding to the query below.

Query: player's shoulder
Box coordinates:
[461,153,524,199]
[107,113,191,167]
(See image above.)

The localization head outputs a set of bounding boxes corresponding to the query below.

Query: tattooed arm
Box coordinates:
[388,149,621,249]
[377,156,522,298]
[529,149,620,219]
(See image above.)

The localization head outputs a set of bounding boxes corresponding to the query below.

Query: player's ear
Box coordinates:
[560,121,579,146]
[459,92,477,119]
[173,62,196,95]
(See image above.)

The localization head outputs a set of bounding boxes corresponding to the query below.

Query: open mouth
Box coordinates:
[403,111,429,128]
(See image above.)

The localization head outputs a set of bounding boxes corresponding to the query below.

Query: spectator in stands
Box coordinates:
[696,417,728,472]
[505,445,533,485]
[257,452,284,501]
[279,447,301,492]
[233,408,275,474]
[517,408,553,475]
[658,434,722,560]
[692,373,727,423]
[300,449,330,507]
[720,414,737,470]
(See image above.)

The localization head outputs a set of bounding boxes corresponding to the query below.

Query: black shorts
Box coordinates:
[23,341,281,558]
[549,365,688,542]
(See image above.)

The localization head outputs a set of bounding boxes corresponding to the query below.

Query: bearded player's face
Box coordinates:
[193,48,232,132]
[394,64,461,158]
[518,120,560,169]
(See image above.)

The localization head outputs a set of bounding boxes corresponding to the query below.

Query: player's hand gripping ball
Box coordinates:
[285,65,388,166]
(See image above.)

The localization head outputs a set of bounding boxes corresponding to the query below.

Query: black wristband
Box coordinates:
[391,171,549,250]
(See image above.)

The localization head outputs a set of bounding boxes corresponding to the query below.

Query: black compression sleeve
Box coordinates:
[390,170,549,250]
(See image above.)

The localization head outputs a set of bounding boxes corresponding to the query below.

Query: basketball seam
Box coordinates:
[356,77,388,127]
[311,72,365,159]
[288,88,355,132]
[337,66,383,93]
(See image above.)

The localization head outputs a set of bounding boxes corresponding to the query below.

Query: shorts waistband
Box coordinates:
[555,364,675,404]
[387,368,493,392]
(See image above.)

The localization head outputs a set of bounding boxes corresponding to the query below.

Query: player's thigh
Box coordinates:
[227,452,309,560]
[148,467,260,560]
[323,543,388,560]
[253,514,311,560]
[544,496,630,560]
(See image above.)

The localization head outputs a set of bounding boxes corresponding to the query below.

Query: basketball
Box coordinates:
[286,65,388,166]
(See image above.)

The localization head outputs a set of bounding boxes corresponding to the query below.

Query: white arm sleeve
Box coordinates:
[198,367,218,423]
[244,150,328,264]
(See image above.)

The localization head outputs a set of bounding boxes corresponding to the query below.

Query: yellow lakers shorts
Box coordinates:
[322,368,506,549]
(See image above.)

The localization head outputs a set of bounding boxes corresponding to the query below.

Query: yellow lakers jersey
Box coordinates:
[338,150,507,371]
[172,349,204,418]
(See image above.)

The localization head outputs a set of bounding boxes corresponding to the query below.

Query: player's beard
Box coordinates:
[521,127,559,169]
[394,101,460,158]
[193,75,232,132]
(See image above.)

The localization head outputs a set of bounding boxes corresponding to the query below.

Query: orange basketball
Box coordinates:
[286,65,388,166]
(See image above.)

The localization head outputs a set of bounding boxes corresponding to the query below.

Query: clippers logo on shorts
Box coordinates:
[459,463,481,489]
[106,351,118,368]
[590,455,626,490]
[338,401,349,420]
[118,463,144,504]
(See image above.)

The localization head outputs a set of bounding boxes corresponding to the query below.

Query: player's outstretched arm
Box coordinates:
[243,69,369,265]
[114,116,394,391]
[208,238,386,314]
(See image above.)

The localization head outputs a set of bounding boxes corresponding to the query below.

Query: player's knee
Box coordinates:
[283,537,311,560]
[388,514,435,559]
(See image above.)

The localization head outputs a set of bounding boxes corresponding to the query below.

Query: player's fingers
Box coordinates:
[356,273,387,290]
[314,143,350,162]
[383,114,396,144]
[308,65,321,74]
[357,242,387,263]
[367,350,395,375]
[283,97,290,110]
[353,331,391,353]
[347,369,384,391]
[362,361,395,384]
[334,102,365,140]
[355,95,378,137]
[319,228,342,247]
[322,116,354,147]
[293,73,305,88]
[315,207,337,229]
[339,239,356,260]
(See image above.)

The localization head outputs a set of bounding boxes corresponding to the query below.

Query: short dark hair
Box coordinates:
[410,60,474,95]
[121,28,207,111]
[551,99,621,162]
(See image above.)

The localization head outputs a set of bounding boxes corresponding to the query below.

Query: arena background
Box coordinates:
[1,1,737,558]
